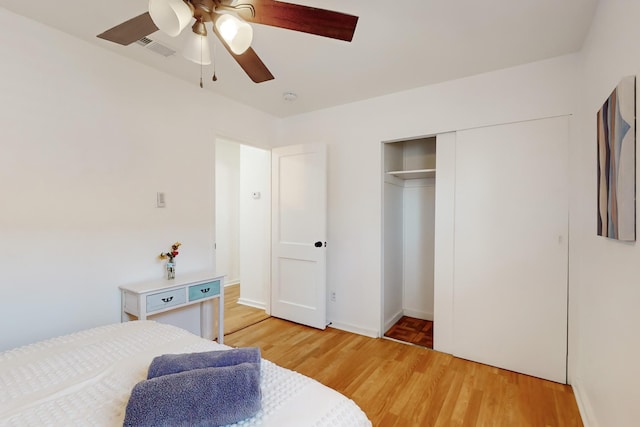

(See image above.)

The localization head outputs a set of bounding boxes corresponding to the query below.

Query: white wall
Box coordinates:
[215,139,241,285]
[569,1,640,425]
[382,176,435,330]
[382,141,404,331]
[382,178,403,331]
[278,54,578,336]
[0,8,276,351]
[239,144,271,310]
[402,180,435,320]
[215,140,271,309]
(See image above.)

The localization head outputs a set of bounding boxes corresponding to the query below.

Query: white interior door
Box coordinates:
[453,116,569,383]
[271,143,327,329]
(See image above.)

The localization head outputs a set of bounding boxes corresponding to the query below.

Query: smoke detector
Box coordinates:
[282,91,298,102]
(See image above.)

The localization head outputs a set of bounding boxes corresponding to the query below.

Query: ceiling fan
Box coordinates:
[97,0,359,84]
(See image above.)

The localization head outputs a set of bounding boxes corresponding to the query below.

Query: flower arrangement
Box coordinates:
[159,242,181,263]
[159,242,181,279]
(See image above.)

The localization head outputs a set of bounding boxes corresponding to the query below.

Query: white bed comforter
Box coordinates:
[0,321,372,427]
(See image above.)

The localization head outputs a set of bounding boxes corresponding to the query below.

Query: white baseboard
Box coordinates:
[329,321,379,338]
[224,280,240,287]
[384,311,404,334]
[571,379,595,427]
[236,298,266,311]
[403,308,434,321]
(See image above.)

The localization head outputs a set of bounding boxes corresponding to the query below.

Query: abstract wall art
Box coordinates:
[597,75,636,241]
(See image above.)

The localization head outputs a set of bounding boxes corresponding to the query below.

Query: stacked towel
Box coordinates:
[123,348,262,427]
[147,347,261,379]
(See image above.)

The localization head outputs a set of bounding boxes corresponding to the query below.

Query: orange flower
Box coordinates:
[159,242,182,261]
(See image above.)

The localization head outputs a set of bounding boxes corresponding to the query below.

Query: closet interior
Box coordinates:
[382,137,436,348]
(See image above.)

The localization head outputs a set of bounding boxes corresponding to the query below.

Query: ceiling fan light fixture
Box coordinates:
[183,31,212,65]
[148,0,193,37]
[214,14,253,55]
[192,19,207,37]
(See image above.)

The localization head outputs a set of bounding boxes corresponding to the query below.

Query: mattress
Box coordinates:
[0,321,372,426]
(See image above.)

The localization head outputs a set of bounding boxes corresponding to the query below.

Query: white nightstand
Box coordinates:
[119,272,225,344]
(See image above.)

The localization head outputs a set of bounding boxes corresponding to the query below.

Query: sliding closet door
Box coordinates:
[453,116,569,383]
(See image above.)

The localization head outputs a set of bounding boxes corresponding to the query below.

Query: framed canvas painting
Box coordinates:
[597,75,636,241]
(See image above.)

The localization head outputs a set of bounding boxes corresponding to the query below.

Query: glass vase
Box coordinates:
[166,261,175,280]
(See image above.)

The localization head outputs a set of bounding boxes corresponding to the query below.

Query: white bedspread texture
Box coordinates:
[0,321,371,427]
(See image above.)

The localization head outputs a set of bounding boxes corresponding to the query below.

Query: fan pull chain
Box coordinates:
[199,35,204,88]
[212,43,218,82]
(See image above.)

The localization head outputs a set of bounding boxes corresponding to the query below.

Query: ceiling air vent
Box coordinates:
[136,37,153,46]
[135,37,176,57]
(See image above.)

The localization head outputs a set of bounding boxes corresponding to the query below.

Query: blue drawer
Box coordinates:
[146,288,186,313]
[188,280,220,302]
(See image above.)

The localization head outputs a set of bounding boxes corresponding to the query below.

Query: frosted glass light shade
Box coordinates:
[183,32,211,65]
[215,14,253,55]
[149,0,193,37]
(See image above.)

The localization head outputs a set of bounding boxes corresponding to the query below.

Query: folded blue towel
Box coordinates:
[147,347,261,379]
[124,362,261,427]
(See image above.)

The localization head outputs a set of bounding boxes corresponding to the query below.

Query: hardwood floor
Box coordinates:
[222,284,270,335]
[224,317,583,427]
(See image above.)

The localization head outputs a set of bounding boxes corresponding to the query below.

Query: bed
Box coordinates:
[0,320,372,426]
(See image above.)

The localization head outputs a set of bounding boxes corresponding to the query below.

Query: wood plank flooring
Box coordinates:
[222,284,270,335]
[224,317,583,427]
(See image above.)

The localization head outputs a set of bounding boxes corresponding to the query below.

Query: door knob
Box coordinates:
[314,241,322,247]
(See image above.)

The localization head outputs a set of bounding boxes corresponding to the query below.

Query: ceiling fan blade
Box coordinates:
[212,26,274,83]
[97,12,159,46]
[237,0,358,42]
[227,46,275,83]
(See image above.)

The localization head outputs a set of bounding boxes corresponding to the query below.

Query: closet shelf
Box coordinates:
[386,169,436,180]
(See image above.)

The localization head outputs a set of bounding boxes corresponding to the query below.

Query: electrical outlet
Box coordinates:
[330,291,336,302]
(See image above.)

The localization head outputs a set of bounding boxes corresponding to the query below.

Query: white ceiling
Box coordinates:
[0,0,598,117]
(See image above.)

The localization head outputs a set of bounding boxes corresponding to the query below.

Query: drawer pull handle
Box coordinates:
[161,297,174,303]
[201,288,210,293]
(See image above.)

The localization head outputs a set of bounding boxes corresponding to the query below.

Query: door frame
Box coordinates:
[380,134,440,339]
